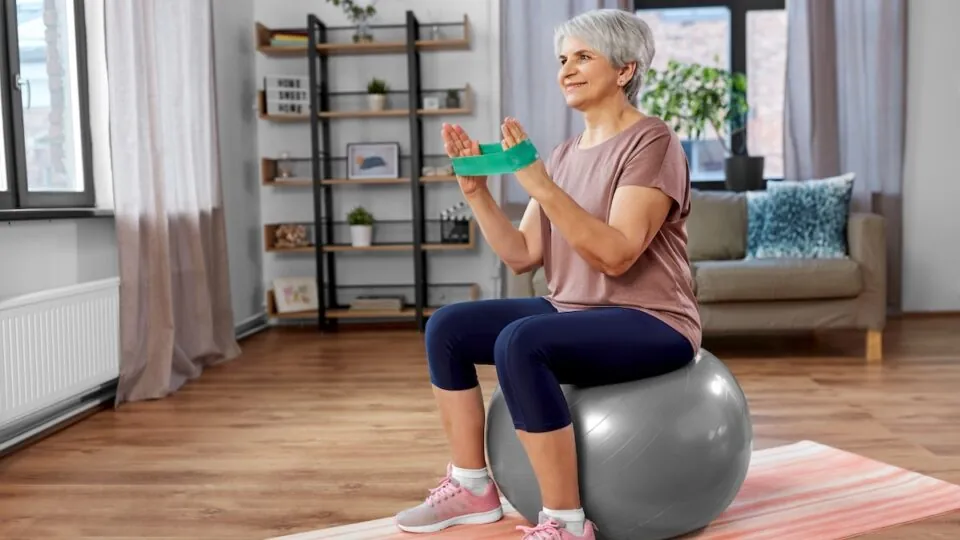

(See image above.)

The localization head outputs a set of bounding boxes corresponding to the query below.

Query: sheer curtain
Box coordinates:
[784,0,907,311]
[499,0,628,218]
[105,0,241,403]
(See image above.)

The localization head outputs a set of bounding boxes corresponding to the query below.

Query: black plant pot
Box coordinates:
[724,155,765,192]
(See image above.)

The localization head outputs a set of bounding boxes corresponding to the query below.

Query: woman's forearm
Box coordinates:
[533,182,636,275]
[464,187,538,272]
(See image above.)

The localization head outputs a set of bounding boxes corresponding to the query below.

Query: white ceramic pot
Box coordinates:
[367,93,387,111]
[350,225,373,247]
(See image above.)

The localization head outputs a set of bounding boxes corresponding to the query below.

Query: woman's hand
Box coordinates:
[500,117,551,198]
[442,123,487,197]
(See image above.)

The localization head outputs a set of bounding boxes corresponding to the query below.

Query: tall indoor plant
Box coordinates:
[640,59,762,191]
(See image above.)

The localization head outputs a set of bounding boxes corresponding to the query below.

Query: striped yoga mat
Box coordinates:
[271,440,960,540]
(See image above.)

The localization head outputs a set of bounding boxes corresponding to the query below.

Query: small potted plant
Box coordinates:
[367,78,389,111]
[325,0,376,43]
[445,89,460,109]
[640,59,761,191]
[347,206,374,247]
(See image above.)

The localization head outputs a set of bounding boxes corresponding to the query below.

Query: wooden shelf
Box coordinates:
[255,17,470,57]
[263,220,475,253]
[257,86,472,121]
[266,289,443,320]
[261,157,459,187]
[265,176,458,187]
[260,166,457,188]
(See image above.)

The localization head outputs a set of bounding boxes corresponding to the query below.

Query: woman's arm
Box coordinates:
[463,188,543,275]
[500,117,678,277]
[534,183,671,276]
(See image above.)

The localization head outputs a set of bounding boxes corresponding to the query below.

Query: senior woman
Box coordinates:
[395,8,700,540]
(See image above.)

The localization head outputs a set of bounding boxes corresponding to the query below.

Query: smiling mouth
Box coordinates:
[565,82,586,91]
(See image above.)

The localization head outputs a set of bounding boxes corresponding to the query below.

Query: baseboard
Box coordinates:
[235,312,268,340]
[895,311,960,318]
[0,379,116,458]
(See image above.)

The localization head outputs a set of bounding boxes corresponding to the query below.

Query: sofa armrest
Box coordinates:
[848,212,886,330]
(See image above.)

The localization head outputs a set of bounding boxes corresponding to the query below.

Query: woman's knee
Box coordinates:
[493,317,542,379]
[425,302,473,349]
[493,317,571,432]
[424,302,483,390]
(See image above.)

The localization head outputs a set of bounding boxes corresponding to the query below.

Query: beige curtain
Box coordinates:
[784,0,907,312]
[105,0,241,403]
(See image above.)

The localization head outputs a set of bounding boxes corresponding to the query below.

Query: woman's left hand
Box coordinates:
[501,117,551,197]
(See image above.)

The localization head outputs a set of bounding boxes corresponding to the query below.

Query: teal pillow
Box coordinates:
[747,173,855,259]
[745,190,770,259]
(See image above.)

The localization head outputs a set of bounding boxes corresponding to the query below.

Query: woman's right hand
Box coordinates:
[442,123,487,197]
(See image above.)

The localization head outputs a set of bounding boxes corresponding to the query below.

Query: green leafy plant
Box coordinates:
[325,0,376,23]
[367,78,389,94]
[639,58,749,155]
[347,206,374,226]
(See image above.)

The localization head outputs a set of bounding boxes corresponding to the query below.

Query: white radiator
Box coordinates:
[0,278,120,431]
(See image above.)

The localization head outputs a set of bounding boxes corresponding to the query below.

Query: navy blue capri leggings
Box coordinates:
[425,297,695,433]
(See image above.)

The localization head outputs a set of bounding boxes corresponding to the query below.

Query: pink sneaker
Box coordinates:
[394,464,503,533]
[516,512,597,539]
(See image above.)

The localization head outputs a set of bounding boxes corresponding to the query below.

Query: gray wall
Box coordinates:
[902,0,960,312]
[0,218,118,301]
[213,0,264,327]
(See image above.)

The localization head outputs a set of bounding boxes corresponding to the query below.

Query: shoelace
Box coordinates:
[516,519,565,539]
[425,475,461,506]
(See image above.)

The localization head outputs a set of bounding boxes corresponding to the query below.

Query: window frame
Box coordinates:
[634,0,785,190]
[0,0,96,212]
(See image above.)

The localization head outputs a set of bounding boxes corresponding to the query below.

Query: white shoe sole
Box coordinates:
[396,506,504,533]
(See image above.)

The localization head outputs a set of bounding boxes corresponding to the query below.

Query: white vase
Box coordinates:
[367,93,387,111]
[350,225,373,247]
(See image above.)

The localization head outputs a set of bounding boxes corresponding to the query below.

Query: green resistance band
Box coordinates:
[450,139,539,176]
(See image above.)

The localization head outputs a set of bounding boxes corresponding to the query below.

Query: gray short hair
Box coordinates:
[554,9,656,104]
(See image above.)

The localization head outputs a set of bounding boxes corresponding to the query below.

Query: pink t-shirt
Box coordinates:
[540,116,701,352]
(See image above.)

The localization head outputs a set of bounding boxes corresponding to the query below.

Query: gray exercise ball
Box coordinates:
[485,349,752,540]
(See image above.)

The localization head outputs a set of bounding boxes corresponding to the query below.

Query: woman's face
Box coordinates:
[556,35,624,110]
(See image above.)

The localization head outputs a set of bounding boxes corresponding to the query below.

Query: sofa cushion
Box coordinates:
[694,258,862,303]
[686,190,747,261]
[747,173,855,259]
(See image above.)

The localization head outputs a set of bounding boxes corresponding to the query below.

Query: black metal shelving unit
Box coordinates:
[299,10,473,332]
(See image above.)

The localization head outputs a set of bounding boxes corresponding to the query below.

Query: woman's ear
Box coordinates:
[618,62,637,87]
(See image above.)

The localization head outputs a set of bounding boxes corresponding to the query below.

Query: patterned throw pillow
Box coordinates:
[745,190,770,259]
[746,173,855,259]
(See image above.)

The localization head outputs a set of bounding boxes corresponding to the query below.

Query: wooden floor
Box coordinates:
[1,316,959,539]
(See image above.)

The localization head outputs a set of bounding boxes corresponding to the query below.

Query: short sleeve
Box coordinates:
[616,125,691,223]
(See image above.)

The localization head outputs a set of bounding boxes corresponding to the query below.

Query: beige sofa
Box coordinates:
[506,190,887,361]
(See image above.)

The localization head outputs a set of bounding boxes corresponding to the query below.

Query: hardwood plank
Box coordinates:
[1,316,958,539]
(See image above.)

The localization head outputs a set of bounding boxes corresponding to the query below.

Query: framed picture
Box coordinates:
[272,277,319,313]
[423,96,440,110]
[346,142,400,179]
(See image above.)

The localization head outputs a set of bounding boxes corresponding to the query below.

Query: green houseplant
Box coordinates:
[367,78,389,111]
[639,59,762,191]
[325,0,377,43]
[347,206,374,247]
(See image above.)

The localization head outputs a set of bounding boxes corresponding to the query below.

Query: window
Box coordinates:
[1,0,93,211]
[635,0,786,185]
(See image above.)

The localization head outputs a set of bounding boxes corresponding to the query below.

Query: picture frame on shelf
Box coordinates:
[272,277,319,313]
[346,142,400,179]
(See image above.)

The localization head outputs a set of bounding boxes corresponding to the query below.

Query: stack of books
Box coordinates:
[270,31,308,48]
